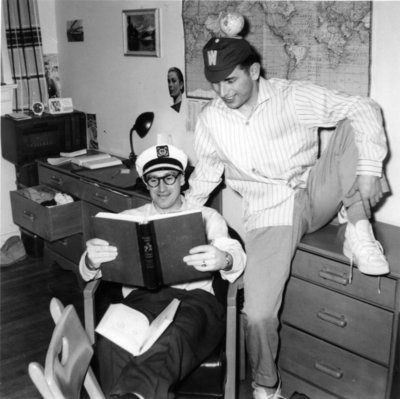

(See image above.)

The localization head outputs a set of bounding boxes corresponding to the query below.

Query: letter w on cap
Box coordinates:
[207,50,217,66]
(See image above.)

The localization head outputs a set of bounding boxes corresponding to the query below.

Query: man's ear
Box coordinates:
[250,63,261,81]
[179,173,185,187]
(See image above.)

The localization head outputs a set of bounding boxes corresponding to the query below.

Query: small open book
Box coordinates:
[95,298,180,356]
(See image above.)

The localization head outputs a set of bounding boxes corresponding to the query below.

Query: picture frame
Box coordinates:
[122,9,160,57]
[48,98,74,114]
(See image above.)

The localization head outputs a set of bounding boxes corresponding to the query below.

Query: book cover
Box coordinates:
[95,298,180,356]
[92,210,211,288]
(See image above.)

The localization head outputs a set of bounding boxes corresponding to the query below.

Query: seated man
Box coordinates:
[79,144,246,399]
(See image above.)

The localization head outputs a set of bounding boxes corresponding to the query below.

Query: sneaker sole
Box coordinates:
[343,243,390,276]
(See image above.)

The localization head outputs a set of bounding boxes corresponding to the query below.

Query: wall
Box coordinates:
[51,0,196,161]
[41,0,400,239]
[370,0,400,227]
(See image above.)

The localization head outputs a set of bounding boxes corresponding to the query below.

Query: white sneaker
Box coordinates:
[252,381,284,399]
[343,220,390,276]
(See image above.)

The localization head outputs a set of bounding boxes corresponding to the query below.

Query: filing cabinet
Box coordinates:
[279,223,400,399]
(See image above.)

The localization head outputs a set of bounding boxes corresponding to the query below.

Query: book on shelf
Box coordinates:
[96,298,180,356]
[6,112,32,120]
[92,209,211,289]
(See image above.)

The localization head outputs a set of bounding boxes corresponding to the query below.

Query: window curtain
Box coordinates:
[3,0,47,112]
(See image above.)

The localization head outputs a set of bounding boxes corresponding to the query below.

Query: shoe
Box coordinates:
[252,381,284,399]
[343,220,390,277]
[0,236,27,267]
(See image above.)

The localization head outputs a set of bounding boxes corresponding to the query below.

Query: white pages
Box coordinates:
[95,298,180,356]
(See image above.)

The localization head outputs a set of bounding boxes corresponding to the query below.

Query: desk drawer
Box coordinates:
[292,250,396,309]
[45,233,83,264]
[81,183,146,212]
[38,166,82,197]
[10,185,82,241]
[282,277,393,365]
[280,370,339,399]
[279,325,387,399]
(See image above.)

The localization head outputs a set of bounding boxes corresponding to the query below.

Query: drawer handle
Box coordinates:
[315,360,343,379]
[317,309,347,328]
[50,176,63,186]
[92,192,109,204]
[319,269,349,286]
[23,210,36,222]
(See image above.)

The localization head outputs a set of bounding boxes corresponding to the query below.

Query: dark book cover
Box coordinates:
[92,210,211,288]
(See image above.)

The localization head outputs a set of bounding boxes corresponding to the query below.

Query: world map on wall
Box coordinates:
[182,0,372,99]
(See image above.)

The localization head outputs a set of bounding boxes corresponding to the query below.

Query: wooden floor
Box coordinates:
[0,255,253,399]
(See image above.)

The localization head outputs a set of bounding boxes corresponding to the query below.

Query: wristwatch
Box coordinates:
[32,101,44,116]
[223,251,233,271]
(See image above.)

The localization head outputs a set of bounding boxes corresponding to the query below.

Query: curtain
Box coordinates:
[3,0,47,112]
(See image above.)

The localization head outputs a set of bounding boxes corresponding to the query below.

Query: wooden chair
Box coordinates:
[83,275,244,398]
[28,298,105,399]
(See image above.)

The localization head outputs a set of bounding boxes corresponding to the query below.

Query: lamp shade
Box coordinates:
[129,112,154,165]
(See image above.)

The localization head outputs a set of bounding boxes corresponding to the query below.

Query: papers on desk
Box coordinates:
[47,151,123,169]
[71,153,122,169]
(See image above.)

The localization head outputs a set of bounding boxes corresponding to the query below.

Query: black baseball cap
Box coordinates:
[203,37,253,83]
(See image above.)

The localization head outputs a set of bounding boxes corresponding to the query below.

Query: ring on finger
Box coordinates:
[201,259,207,267]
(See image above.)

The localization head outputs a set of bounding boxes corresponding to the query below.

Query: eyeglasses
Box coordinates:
[145,172,181,188]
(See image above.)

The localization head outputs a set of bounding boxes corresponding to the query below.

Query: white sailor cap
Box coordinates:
[135,144,188,177]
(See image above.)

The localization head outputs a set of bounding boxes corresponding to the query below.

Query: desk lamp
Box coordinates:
[129,112,154,166]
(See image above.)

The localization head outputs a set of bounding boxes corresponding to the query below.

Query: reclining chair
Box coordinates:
[83,273,244,399]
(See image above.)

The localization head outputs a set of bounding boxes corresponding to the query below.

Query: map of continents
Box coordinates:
[182,0,371,99]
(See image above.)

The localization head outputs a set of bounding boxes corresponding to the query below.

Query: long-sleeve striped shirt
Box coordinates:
[186,77,387,232]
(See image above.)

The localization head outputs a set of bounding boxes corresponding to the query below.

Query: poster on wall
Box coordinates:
[67,19,84,42]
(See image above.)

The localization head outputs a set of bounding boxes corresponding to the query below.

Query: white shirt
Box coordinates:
[186,77,387,232]
[79,197,246,297]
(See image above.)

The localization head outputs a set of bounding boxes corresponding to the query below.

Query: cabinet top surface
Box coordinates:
[300,222,400,279]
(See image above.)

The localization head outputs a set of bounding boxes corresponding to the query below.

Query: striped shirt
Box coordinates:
[186,77,387,232]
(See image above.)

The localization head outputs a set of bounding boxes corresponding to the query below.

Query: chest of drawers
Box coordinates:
[279,223,400,399]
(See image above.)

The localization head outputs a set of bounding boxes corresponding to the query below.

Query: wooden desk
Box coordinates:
[279,222,400,399]
[10,160,222,275]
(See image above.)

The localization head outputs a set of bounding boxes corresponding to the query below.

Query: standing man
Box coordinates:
[185,36,389,399]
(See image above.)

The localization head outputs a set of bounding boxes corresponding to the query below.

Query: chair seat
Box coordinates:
[174,340,226,398]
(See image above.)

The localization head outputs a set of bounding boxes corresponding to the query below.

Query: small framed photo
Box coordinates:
[48,98,74,114]
[122,9,160,57]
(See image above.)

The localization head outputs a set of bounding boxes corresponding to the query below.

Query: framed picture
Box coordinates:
[48,98,74,114]
[122,9,160,57]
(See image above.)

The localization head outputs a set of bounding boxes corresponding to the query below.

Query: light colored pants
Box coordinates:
[243,120,387,387]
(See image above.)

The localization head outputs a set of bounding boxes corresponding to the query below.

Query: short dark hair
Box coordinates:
[238,45,261,70]
[168,67,184,93]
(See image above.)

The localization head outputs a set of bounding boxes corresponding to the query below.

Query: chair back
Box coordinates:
[45,304,94,398]
[29,298,105,399]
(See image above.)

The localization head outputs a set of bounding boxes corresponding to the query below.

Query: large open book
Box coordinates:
[92,209,211,289]
[96,298,180,356]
